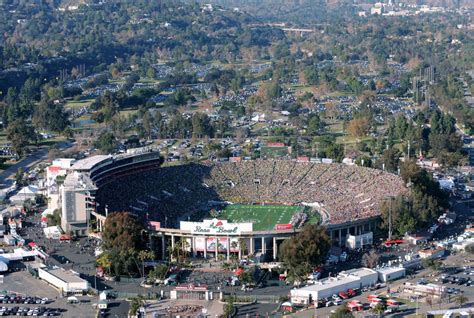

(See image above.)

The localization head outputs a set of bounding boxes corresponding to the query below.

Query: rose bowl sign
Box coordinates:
[180,219,252,235]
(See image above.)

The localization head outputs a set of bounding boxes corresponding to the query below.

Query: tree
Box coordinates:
[422,258,442,271]
[129,295,145,316]
[380,195,416,236]
[395,115,409,140]
[306,114,324,136]
[238,271,254,285]
[176,238,190,264]
[146,67,156,79]
[361,250,380,269]
[325,144,345,162]
[148,264,168,282]
[238,238,247,258]
[380,147,400,173]
[6,118,37,156]
[102,212,144,251]
[192,112,213,138]
[46,210,61,226]
[456,294,468,308]
[95,131,117,154]
[280,225,330,284]
[223,297,234,318]
[15,168,25,187]
[330,306,354,318]
[347,117,370,138]
[96,252,113,275]
[33,101,69,133]
[465,244,474,254]
[138,250,154,278]
[371,302,385,318]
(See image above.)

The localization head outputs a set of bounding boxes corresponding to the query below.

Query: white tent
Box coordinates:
[41,208,55,217]
[9,185,40,204]
[99,291,107,301]
[0,261,8,272]
[43,226,62,239]
[67,296,79,304]
[439,179,455,191]
[17,185,39,197]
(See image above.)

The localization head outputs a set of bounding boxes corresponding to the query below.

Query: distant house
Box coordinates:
[418,248,445,259]
[405,231,431,245]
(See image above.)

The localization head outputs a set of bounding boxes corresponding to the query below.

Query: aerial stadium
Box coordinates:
[57,149,407,261]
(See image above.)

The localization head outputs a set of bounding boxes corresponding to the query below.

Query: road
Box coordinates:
[0,148,48,186]
[0,141,71,187]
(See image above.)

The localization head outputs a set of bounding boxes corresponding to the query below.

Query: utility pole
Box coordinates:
[407,141,410,160]
[388,197,393,241]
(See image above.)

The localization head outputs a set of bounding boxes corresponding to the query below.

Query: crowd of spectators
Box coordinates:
[94,160,407,227]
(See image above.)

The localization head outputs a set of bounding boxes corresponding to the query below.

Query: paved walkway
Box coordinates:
[145,299,223,317]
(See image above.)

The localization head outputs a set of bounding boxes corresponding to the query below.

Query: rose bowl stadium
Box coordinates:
[53,150,407,261]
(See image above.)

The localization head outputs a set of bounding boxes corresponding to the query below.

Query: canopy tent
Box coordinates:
[235,268,245,276]
[0,261,8,273]
[60,235,71,241]
[17,185,39,197]
[281,301,293,312]
[41,208,55,217]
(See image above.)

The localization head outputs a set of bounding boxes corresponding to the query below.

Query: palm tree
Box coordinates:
[178,238,190,264]
[238,238,247,260]
[371,303,385,318]
[230,240,238,262]
[137,250,155,278]
[129,295,145,316]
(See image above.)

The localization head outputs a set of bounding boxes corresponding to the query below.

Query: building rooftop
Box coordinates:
[339,268,377,278]
[44,268,86,284]
[295,275,361,293]
[419,247,445,255]
[70,155,110,171]
[293,268,376,293]
[63,172,97,191]
[376,266,405,274]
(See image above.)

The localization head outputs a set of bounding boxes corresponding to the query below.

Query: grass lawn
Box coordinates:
[217,204,318,231]
[119,109,140,117]
[64,98,95,110]
[336,135,373,145]
[326,121,344,135]
[260,146,290,158]
[37,136,67,147]
[137,78,162,85]
[72,115,99,130]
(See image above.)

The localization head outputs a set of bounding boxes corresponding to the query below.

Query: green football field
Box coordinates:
[218,204,318,231]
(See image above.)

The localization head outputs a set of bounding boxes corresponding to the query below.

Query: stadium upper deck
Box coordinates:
[94,159,408,227]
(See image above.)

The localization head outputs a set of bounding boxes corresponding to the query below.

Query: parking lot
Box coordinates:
[1,271,95,317]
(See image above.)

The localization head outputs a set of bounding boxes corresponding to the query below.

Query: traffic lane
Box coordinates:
[0,140,71,185]
[236,303,279,317]
[0,148,48,185]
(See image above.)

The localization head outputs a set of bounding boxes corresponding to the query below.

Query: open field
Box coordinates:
[64,98,94,110]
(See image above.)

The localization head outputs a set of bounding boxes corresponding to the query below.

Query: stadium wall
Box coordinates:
[59,151,163,236]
